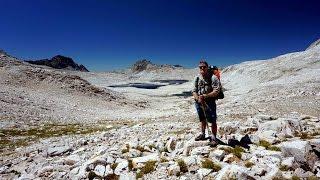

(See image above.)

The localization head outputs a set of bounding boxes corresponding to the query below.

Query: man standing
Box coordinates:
[192,60,220,145]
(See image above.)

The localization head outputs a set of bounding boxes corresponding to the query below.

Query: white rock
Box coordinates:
[95,146,108,155]
[219,121,240,135]
[294,168,314,178]
[223,154,239,163]
[74,165,86,179]
[87,156,107,167]
[262,155,281,167]
[251,149,282,159]
[215,164,253,180]
[69,167,80,176]
[280,140,312,164]
[94,164,106,177]
[184,133,194,141]
[191,146,210,156]
[254,114,276,121]
[104,156,114,164]
[168,163,180,176]
[182,155,197,166]
[264,166,282,179]
[241,153,252,161]
[175,141,184,149]
[248,134,260,144]
[47,146,72,157]
[127,138,139,149]
[165,137,176,153]
[132,153,159,165]
[282,171,294,179]
[64,154,81,165]
[38,165,54,177]
[116,158,127,163]
[17,174,36,180]
[179,175,191,180]
[257,118,301,143]
[197,168,212,179]
[104,165,113,176]
[313,161,320,178]
[183,140,209,156]
[72,147,86,154]
[209,149,225,161]
[309,138,320,152]
[119,172,136,180]
[126,149,142,158]
[281,157,295,168]
[256,130,278,143]
[249,165,267,177]
[114,160,128,175]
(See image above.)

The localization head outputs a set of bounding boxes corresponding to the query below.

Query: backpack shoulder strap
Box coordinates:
[195,76,199,92]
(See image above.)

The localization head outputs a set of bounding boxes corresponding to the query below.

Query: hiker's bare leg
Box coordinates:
[211,122,217,137]
[201,120,206,135]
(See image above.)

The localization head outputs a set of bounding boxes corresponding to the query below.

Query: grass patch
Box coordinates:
[219,146,233,154]
[292,176,300,180]
[201,159,221,172]
[128,159,133,171]
[258,140,281,151]
[169,128,189,135]
[279,165,291,171]
[268,146,281,151]
[136,145,145,152]
[307,176,318,180]
[111,163,118,171]
[0,123,114,152]
[121,144,130,154]
[177,159,188,173]
[259,140,271,148]
[88,171,96,179]
[104,174,119,180]
[300,132,312,139]
[148,144,156,150]
[294,130,320,140]
[220,146,244,158]
[136,160,157,179]
[244,161,254,168]
[159,146,168,153]
[233,146,244,158]
[160,157,168,163]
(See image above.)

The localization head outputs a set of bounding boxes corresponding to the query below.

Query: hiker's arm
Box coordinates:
[192,77,199,101]
[193,92,199,101]
[204,76,220,98]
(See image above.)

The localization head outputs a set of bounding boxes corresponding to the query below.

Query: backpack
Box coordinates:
[196,65,224,99]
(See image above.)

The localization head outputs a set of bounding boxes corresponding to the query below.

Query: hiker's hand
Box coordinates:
[198,95,204,103]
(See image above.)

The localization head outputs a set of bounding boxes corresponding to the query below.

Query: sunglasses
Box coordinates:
[199,66,207,69]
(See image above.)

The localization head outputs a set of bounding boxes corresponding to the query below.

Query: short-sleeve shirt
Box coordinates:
[192,74,220,96]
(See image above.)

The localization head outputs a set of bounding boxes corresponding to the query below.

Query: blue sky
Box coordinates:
[0,0,319,71]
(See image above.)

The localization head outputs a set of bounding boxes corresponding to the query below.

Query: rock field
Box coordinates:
[0,40,319,179]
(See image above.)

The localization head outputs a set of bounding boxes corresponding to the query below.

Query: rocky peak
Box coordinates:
[0,49,11,58]
[131,59,183,73]
[0,49,7,56]
[26,55,89,72]
[131,59,155,72]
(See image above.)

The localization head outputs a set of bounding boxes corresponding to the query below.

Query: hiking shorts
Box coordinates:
[195,100,217,124]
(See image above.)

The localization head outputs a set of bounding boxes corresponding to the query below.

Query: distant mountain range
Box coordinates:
[26,55,89,72]
[131,59,183,72]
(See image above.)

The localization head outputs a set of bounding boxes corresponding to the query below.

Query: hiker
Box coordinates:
[192,60,221,145]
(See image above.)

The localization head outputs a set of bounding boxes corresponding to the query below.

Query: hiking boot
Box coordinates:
[195,134,206,141]
[208,140,218,147]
